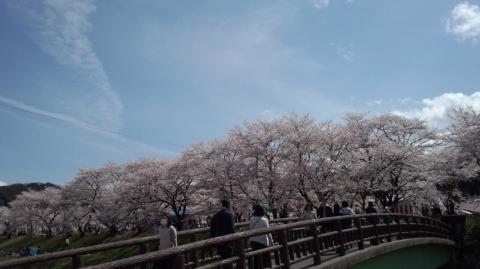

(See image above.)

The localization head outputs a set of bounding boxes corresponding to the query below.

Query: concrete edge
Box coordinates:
[310,238,456,269]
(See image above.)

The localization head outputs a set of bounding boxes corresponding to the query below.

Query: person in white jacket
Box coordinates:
[153,214,177,269]
[249,204,273,269]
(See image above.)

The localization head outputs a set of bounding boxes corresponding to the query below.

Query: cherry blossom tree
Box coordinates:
[230,118,294,218]
[63,163,124,234]
[8,111,473,235]
[341,113,439,209]
[119,156,200,230]
[9,187,62,237]
[446,107,480,181]
[0,206,12,237]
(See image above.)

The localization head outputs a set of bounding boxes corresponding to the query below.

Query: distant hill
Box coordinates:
[0,182,60,207]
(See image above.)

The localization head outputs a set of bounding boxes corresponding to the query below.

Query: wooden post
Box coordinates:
[190,234,199,267]
[287,231,294,260]
[336,220,345,256]
[385,216,392,242]
[310,225,322,265]
[234,239,246,269]
[356,218,364,250]
[72,255,81,269]
[372,217,379,246]
[413,217,419,238]
[294,230,300,259]
[396,216,402,240]
[274,248,280,266]
[278,230,291,269]
[138,243,148,269]
[173,254,186,269]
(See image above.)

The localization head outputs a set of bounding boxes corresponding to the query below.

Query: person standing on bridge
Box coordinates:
[153,214,177,269]
[303,204,317,220]
[365,200,377,214]
[365,201,378,245]
[339,201,355,228]
[317,202,333,218]
[249,204,273,269]
[210,199,235,269]
[317,202,333,232]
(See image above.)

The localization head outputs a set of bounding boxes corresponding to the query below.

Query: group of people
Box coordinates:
[306,200,377,219]
[210,200,273,269]
[152,199,379,269]
[151,199,273,269]
[304,201,378,228]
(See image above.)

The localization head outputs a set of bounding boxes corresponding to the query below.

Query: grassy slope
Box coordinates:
[0,231,152,269]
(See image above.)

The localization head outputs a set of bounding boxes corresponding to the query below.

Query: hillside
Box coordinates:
[0,182,60,207]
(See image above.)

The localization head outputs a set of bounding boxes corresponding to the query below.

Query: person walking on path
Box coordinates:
[153,214,177,269]
[210,200,235,269]
[249,204,273,269]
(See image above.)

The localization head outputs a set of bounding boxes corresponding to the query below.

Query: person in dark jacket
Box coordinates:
[333,204,341,216]
[210,200,235,269]
[317,203,333,218]
[365,201,379,245]
[365,201,377,214]
[317,203,333,232]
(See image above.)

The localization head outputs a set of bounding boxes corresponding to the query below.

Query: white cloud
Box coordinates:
[393,92,480,126]
[397,97,414,105]
[311,0,330,10]
[0,180,7,186]
[336,46,354,61]
[446,2,480,42]
[8,0,123,131]
[0,95,165,154]
[367,99,383,106]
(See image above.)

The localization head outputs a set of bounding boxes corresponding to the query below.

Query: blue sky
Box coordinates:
[1,0,480,185]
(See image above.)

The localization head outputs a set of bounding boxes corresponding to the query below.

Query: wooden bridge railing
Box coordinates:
[72,214,452,269]
[0,217,299,269]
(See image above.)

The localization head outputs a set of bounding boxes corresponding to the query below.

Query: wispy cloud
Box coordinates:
[0,180,7,186]
[311,0,330,10]
[397,97,414,105]
[8,0,122,131]
[336,46,354,61]
[137,2,350,118]
[367,99,383,106]
[0,95,165,154]
[446,2,480,42]
[393,92,480,126]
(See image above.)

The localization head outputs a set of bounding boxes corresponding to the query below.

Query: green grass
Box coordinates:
[0,231,155,269]
[0,229,212,269]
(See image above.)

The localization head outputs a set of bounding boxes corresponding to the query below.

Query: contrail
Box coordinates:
[0,95,169,155]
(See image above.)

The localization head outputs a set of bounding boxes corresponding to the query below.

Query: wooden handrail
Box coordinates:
[77,214,452,269]
[0,217,299,269]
